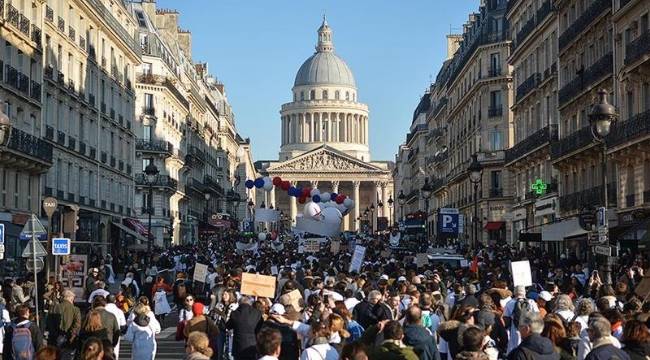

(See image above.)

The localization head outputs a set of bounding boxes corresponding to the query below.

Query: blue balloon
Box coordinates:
[330,192,338,200]
[312,194,321,203]
[254,178,264,188]
[245,180,254,189]
[288,186,297,197]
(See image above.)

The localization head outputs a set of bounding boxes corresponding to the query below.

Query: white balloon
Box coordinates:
[343,198,355,209]
[263,181,273,191]
[321,207,342,225]
[321,192,331,202]
[320,202,331,209]
[335,203,349,216]
[303,202,322,220]
[258,232,267,241]
[310,188,321,197]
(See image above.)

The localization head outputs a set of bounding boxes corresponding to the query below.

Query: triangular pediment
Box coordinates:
[268,146,385,173]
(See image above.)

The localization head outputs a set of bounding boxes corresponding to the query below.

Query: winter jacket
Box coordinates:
[124,314,156,360]
[46,300,81,347]
[261,321,300,360]
[183,315,219,338]
[84,306,120,346]
[438,320,469,359]
[507,334,560,360]
[403,323,440,360]
[456,351,490,360]
[299,343,339,360]
[623,342,650,360]
[353,300,378,329]
[585,337,630,360]
[226,303,263,360]
[187,352,212,360]
[2,318,44,360]
[369,340,419,360]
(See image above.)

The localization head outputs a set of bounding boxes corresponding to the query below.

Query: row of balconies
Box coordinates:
[625,28,650,67]
[136,73,190,110]
[135,139,173,157]
[505,125,558,164]
[43,186,130,215]
[558,52,613,108]
[515,73,541,102]
[558,0,611,51]
[559,183,617,212]
[513,1,552,51]
[134,173,178,191]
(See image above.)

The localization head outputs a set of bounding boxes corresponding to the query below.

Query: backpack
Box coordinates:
[11,322,34,360]
[512,298,530,328]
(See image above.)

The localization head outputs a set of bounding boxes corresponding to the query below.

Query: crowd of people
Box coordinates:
[0,231,648,360]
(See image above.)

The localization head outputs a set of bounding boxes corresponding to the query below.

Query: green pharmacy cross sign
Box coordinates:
[531,179,548,195]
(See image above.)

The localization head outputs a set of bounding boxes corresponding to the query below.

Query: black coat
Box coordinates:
[261,321,299,360]
[353,300,377,329]
[403,323,440,360]
[624,342,650,360]
[507,334,560,360]
[372,302,395,321]
[226,303,263,360]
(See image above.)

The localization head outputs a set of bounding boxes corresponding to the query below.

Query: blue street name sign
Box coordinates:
[52,238,71,255]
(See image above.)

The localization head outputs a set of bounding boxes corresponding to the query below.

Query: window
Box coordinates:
[144,93,153,109]
[643,83,650,111]
[142,158,151,171]
[143,125,151,141]
[490,129,503,150]
[335,90,340,100]
[490,90,502,109]
[142,62,152,75]
[310,90,315,100]
[323,90,328,100]
[300,91,304,101]
[627,90,635,118]
[490,53,500,75]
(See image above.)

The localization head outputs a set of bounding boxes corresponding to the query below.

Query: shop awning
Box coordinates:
[519,232,542,242]
[124,218,150,237]
[541,218,587,241]
[484,221,505,231]
[112,222,147,244]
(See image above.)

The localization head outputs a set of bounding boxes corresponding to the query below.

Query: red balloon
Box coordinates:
[302,187,312,197]
[272,177,282,186]
[335,194,346,204]
[298,196,307,204]
[280,181,290,191]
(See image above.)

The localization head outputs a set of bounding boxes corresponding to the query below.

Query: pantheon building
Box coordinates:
[256,18,393,232]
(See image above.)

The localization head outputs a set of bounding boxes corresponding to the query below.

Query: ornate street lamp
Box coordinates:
[589,89,618,284]
[0,109,11,146]
[421,179,433,243]
[468,153,483,248]
[397,190,406,221]
[144,160,159,261]
[387,195,394,226]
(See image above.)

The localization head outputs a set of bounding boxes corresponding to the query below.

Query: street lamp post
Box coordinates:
[144,160,159,263]
[398,190,406,221]
[468,153,483,249]
[421,179,433,243]
[589,89,617,284]
[204,192,211,222]
[387,195,394,227]
[370,203,375,234]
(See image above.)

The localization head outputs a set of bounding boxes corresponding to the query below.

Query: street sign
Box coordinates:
[20,214,47,240]
[0,223,4,245]
[398,221,405,231]
[438,212,459,235]
[593,245,612,256]
[52,238,71,255]
[440,208,459,214]
[22,239,48,258]
[26,258,44,272]
[579,208,596,231]
[598,226,609,244]
[42,197,58,218]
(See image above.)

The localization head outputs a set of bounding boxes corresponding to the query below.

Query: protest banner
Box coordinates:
[240,273,276,298]
[304,239,320,253]
[193,263,208,283]
[349,245,366,273]
[59,254,87,301]
[511,260,533,287]
[255,208,279,222]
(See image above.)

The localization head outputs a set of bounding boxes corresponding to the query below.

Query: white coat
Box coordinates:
[154,290,171,315]
[124,322,156,360]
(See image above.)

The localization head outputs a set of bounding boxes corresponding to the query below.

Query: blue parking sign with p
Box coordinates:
[439,213,459,235]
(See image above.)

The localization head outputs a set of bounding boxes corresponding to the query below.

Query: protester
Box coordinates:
[3,305,44,359]
[257,327,283,360]
[185,331,214,360]
[402,305,440,360]
[227,298,263,360]
[507,312,559,360]
[80,337,104,360]
[123,309,157,360]
[584,317,630,360]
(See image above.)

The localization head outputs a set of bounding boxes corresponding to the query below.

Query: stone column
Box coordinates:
[373,181,379,232]
[332,180,339,194]
[290,190,297,225]
[310,180,319,190]
[270,186,276,209]
[381,181,388,220]
[353,181,360,231]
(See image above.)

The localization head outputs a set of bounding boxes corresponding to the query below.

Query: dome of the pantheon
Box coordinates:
[293,18,356,88]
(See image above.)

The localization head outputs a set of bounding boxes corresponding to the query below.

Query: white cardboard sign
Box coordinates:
[349,245,366,273]
[510,260,532,287]
[255,208,280,222]
[193,263,209,283]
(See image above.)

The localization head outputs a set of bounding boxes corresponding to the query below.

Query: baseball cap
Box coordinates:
[397,276,407,282]
[380,274,389,281]
[270,303,286,315]
[538,291,553,302]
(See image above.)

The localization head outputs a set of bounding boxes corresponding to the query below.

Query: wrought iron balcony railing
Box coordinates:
[57,16,65,33]
[606,109,650,148]
[558,52,612,108]
[488,107,503,117]
[135,139,173,155]
[551,125,594,160]
[559,183,617,212]
[625,28,650,66]
[6,127,53,164]
[516,73,541,102]
[559,0,611,51]
[31,24,41,48]
[506,124,558,164]
[45,6,53,22]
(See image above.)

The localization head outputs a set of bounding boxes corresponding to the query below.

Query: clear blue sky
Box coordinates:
[156,0,479,162]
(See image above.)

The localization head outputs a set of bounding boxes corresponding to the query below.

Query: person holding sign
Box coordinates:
[226,298,263,360]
